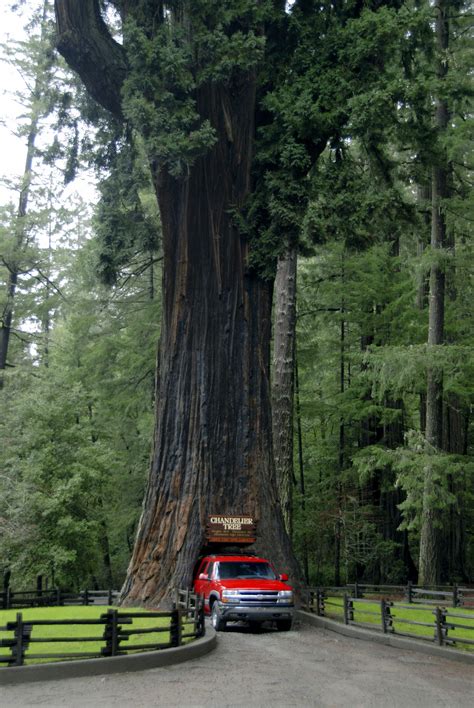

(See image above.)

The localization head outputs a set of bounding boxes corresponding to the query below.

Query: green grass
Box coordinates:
[323,596,474,652]
[0,606,185,665]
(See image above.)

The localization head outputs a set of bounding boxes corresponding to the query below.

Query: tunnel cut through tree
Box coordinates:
[54,0,302,605]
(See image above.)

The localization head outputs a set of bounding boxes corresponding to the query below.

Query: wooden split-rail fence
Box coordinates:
[305,587,474,649]
[1,587,120,610]
[0,589,205,667]
[345,582,474,608]
[309,582,474,608]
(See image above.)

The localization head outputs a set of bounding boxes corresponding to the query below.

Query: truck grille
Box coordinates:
[235,590,280,605]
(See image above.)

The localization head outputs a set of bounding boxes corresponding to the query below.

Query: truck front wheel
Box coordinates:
[211,602,226,632]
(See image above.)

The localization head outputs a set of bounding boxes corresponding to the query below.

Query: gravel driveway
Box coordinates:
[2,619,473,708]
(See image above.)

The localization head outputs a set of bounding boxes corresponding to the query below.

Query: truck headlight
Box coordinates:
[277,590,293,604]
[222,590,240,603]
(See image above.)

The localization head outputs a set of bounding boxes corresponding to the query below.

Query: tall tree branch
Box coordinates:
[54,0,127,118]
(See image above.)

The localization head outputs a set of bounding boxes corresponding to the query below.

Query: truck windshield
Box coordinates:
[217,562,277,580]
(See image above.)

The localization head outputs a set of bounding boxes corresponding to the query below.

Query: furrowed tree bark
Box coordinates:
[122,77,297,605]
[418,0,449,587]
[55,0,298,606]
[272,246,297,536]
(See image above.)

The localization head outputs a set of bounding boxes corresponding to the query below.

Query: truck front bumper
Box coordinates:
[218,603,294,623]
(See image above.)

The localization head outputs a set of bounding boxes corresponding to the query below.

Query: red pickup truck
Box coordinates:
[193,553,294,631]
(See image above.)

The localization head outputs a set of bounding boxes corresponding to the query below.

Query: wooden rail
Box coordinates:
[1,588,119,610]
[303,588,474,650]
[318,582,474,608]
[0,590,205,667]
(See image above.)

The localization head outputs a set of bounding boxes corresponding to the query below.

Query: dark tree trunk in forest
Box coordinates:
[416,183,431,312]
[442,397,469,581]
[418,0,450,587]
[272,246,297,535]
[295,354,309,583]
[55,0,298,606]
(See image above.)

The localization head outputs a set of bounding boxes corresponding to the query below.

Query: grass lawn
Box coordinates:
[0,606,190,665]
[323,596,474,652]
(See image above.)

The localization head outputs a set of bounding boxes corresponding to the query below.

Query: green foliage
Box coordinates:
[122,0,268,177]
[0,230,159,588]
[94,139,161,284]
[0,369,104,585]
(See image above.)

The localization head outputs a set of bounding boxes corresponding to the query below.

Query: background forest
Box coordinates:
[0,0,473,591]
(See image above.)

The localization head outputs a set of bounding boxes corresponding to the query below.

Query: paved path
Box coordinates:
[2,620,473,708]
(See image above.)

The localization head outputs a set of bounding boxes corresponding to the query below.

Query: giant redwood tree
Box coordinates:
[54,0,409,603]
[54,0,306,605]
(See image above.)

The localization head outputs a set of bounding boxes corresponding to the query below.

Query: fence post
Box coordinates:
[108,588,113,606]
[380,599,387,633]
[9,612,31,666]
[102,608,121,656]
[319,589,326,617]
[13,612,23,666]
[354,581,359,599]
[56,587,61,606]
[406,581,413,604]
[84,588,89,606]
[452,585,458,608]
[172,588,179,610]
[196,598,205,638]
[343,594,353,625]
[170,609,182,647]
[434,606,444,646]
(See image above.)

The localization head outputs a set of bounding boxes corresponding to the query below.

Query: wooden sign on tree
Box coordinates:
[205,515,256,544]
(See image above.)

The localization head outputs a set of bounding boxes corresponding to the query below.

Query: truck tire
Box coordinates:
[276,618,292,631]
[211,602,226,631]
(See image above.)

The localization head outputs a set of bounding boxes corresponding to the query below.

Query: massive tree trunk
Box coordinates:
[418,0,449,586]
[123,79,295,604]
[55,0,298,606]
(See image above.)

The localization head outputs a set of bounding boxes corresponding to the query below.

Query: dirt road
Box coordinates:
[1,620,473,707]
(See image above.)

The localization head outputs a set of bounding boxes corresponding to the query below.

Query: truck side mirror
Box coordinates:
[199,573,209,581]
[279,573,289,582]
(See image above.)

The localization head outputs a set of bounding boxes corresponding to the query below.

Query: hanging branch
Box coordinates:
[54,0,127,118]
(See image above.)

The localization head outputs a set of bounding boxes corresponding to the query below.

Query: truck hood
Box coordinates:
[218,578,292,592]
